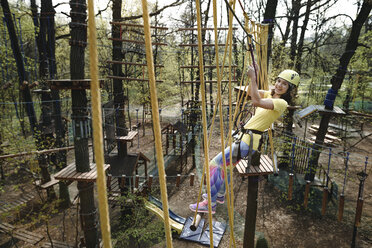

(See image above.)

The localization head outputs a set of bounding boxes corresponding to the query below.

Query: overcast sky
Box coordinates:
[45,0,360,37]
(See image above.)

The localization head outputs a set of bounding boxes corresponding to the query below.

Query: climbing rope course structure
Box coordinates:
[0,0,371,248]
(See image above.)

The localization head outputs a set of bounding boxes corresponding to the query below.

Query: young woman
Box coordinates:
[189,66,300,214]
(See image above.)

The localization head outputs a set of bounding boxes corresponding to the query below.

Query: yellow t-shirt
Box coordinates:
[241,91,288,149]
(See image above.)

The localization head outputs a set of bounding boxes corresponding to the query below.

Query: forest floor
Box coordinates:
[0,113,371,248]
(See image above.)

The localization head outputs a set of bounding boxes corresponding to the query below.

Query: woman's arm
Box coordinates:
[247,65,274,110]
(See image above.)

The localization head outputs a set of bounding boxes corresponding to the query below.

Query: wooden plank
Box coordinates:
[54,162,76,179]
[109,37,167,46]
[47,79,104,90]
[55,163,109,181]
[181,80,238,84]
[107,75,164,82]
[0,223,15,232]
[178,27,237,31]
[11,229,45,245]
[236,155,273,176]
[41,240,74,248]
[260,155,273,172]
[40,178,59,189]
[116,131,138,142]
[106,60,164,67]
[179,43,233,47]
[110,21,168,30]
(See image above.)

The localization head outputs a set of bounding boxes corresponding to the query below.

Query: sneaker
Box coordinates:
[202,193,225,204]
[189,199,216,214]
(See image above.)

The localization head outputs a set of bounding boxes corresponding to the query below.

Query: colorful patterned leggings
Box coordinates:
[208,140,253,204]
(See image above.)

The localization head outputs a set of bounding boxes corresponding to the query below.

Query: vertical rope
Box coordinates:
[141,1,173,247]
[87,0,112,247]
[225,1,237,247]
[195,0,213,247]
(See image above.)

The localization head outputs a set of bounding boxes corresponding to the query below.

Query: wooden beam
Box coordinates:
[109,37,167,46]
[110,22,168,30]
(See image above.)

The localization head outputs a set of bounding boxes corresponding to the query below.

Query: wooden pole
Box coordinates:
[176,174,181,187]
[243,176,259,248]
[338,194,345,222]
[288,173,294,200]
[190,173,195,186]
[355,198,364,227]
[135,175,139,189]
[304,181,311,208]
[321,187,328,215]
[120,175,126,189]
[148,175,153,192]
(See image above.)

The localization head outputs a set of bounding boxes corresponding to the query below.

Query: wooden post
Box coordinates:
[355,198,364,227]
[107,175,112,191]
[120,175,126,189]
[165,127,169,155]
[135,175,139,189]
[338,194,345,222]
[172,130,176,150]
[148,175,153,191]
[321,187,328,215]
[130,176,134,193]
[288,173,294,200]
[243,176,259,248]
[304,181,311,208]
[190,173,195,186]
[176,174,181,187]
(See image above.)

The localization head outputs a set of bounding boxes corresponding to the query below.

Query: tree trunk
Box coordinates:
[306,0,371,181]
[31,0,67,202]
[112,0,128,158]
[295,0,312,73]
[70,0,98,246]
[1,0,37,133]
[289,0,301,67]
[43,0,70,207]
[263,0,278,66]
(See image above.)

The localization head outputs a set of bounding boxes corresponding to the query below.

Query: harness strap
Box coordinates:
[241,128,264,135]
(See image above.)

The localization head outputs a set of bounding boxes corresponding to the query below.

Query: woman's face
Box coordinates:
[274,78,290,95]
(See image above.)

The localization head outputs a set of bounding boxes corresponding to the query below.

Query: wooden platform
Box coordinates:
[108,152,149,178]
[40,240,74,248]
[47,79,105,90]
[235,155,274,176]
[109,37,167,46]
[0,194,35,213]
[107,60,164,67]
[34,177,59,190]
[107,75,164,83]
[181,80,238,84]
[0,223,45,245]
[116,131,138,143]
[54,163,110,182]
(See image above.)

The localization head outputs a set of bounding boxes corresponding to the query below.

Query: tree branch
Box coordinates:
[122,0,185,21]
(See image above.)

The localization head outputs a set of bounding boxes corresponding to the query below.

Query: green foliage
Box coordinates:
[113,193,165,248]
[256,234,269,248]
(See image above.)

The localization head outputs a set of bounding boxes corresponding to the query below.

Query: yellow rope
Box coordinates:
[87,0,112,247]
[195,1,214,247]
[225,1,236,247]
[141,1,173,247]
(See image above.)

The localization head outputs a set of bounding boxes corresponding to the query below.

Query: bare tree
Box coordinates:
[306,0,372,181]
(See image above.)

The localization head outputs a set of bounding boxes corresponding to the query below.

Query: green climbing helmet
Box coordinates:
[278,69,300,87]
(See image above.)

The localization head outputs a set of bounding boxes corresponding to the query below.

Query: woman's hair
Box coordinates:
[270,83,297,106]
